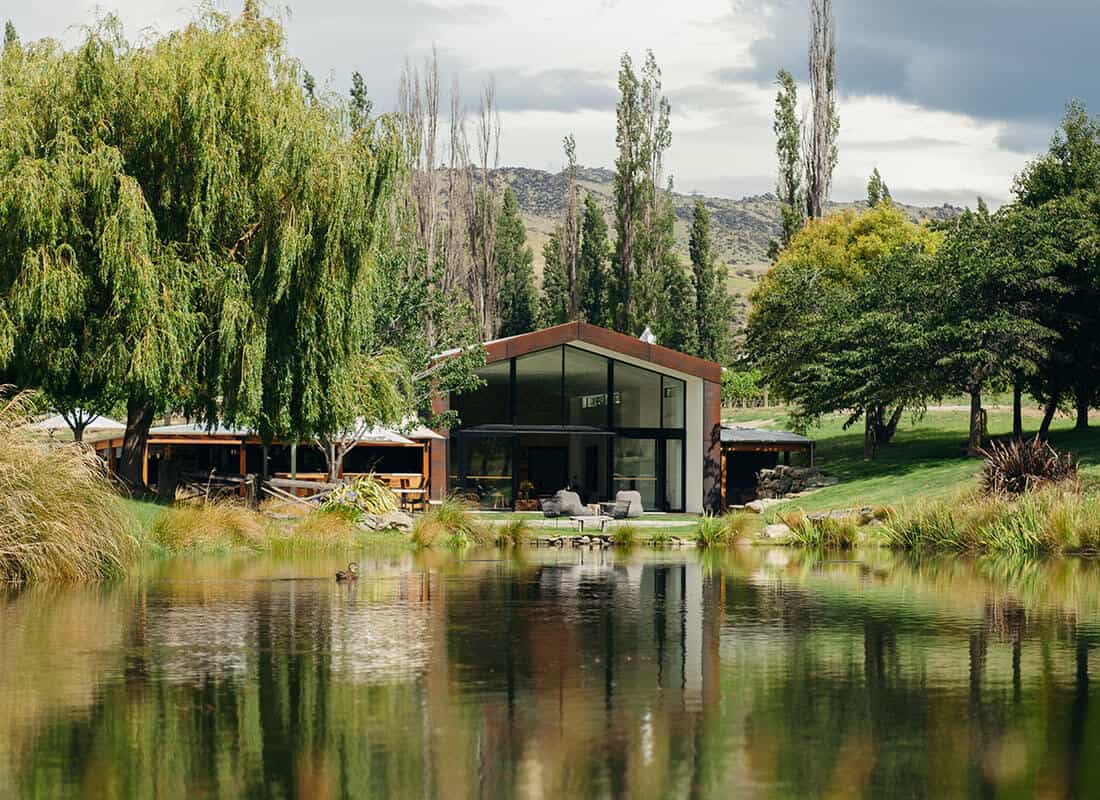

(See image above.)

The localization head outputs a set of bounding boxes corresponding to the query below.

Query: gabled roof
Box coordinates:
[472,321,722,383]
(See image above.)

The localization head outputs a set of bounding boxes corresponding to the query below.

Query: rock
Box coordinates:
[756,465,838,499]
[580,536,591,545]
[746,498,784,514]
[764,523,792,539]
[377,510,413,531]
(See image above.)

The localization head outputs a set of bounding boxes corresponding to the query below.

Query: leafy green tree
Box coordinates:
[747,206,942,458]
[689,199,735,364]
[540,230,569,327]
[578,192,610,326]
[4,20,17,49]
[770,68,802,258]
[1014,101,1100,432]
[0,9,405,486]
[927,201,1054,454]
[496,188,537,337]
[867,168,891,207]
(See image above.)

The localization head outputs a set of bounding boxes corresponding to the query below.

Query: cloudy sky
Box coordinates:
[11,0,1100,207]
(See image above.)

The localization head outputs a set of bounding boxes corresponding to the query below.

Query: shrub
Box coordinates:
[979,436,1077,496]
[694,513,752,548]
[411,499,491,548]
[497,519,532,547]
[321,474,399,516]
[149,500,267,552]
[0,394,138,582]
[612,524,638,547]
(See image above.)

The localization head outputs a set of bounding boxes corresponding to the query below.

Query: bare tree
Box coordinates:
[803,0,838,220]
[560,134,582,319]
[459,79,503,339]
[399,51,441,273]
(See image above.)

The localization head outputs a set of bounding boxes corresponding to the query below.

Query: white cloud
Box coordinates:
[8,0,1054,206]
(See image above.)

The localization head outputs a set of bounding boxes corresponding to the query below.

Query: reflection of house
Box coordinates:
[90,422,439,488]
[431,322,722,513]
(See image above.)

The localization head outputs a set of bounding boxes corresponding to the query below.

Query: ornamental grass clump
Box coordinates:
[320,474,399,517]
[612,523,639,548]
[411,499,491,549]
[497,519,532,547]
[788,515,859,549]
[0,394,138,582]
[694,513,752,548]
[149,500,267,553]
[881,487,1100,556]
[979,436,1077,496]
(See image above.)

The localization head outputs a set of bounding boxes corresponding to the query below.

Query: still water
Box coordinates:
[3,546,1100,798]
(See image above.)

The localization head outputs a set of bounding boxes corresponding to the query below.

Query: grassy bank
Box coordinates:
[726,405,1100,513]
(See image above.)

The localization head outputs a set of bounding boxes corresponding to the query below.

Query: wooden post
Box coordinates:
[238,442,247,476]
[261,444,269,482]
[290,442,297,479]
[141,444,149,487]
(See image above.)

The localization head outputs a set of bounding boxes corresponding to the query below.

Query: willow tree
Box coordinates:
[0,9,404,487]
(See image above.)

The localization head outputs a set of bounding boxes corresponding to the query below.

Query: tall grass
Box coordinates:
[149,501,267,552]
[411,499,491,548]
[882,487,1100,556]
[612,523,638,547]
[0,394,137,582]
[694,513,753,547]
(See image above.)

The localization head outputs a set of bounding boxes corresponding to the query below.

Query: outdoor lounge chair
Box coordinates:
[611,490,644,519]
[555,489,593,516]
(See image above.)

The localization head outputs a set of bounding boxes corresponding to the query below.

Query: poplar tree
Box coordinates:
[0,9,405,487]
[579,193,611,326]
[690,199,735,364]
[867,168,891,207]
[496,188,537,337]
[770,68,803,257]
[540,231,569,327]
[804,0,839,220]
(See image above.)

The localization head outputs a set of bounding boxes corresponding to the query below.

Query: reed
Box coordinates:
[411,499,491,548]
[0,394,138,582]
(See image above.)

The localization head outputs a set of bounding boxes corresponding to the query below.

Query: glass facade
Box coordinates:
[452,360,510,428]
[451,345,687,511]
[613,438,658,510]
[515,349,563,426]
[613,362,662,428]
[565,347,609,426]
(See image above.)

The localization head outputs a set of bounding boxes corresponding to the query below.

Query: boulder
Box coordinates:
[763,523,792,539]
[756,465,837,499]
[746,498,784,514]
[376,510,413,531]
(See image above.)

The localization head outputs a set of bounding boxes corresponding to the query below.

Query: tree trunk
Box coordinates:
[1039,396,1058,439]
[1012,378,1023,439]
[877,404,904,446]
[967,389,983,456]
[863,409,878,460]
[1075,389,1089,430]
[72,421,87,443]
[119,398,154,490]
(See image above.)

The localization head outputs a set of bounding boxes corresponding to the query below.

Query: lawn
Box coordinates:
[723,405,1100,515]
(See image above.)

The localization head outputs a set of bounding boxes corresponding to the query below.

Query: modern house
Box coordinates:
[429,322,723,513]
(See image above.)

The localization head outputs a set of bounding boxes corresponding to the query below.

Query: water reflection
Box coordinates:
[2,547,1100,797]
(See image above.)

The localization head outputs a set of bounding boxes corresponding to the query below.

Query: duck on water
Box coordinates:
[336,562,359,582]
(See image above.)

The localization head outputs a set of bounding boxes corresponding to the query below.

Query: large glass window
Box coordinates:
[613,362,661,428]
[613,437,658,511]
[453,360,510,427]
[665,439,683,511]
[564,347,609,426]
[515,348,564,425]
[661,376,685,429]
[458,436,513,509]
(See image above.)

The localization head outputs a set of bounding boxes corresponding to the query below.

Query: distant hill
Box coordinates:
[494,165,963,305]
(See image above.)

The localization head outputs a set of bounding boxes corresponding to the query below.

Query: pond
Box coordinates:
[3,546,1100,798]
